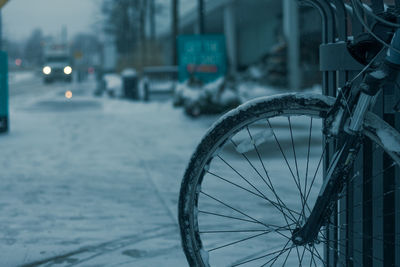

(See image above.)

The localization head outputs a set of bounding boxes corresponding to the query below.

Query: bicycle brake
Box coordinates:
[324,87,351,137]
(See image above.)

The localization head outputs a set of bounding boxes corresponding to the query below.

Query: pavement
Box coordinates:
[0,72,217,266]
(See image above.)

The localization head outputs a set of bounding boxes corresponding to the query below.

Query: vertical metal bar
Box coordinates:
[329,1,349,265]
[352,145,364,267]
[372,93,384,267]
[363,138,373,267]
[321,0,337,264]
[395,82,400,267]
[382,83,397,266]
[347,4,364,265]
[396,162,400,267]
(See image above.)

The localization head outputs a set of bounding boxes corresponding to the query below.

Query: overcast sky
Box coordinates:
[3,0,100,41]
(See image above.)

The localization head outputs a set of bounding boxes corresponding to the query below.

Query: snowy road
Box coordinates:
[0,74,217,266]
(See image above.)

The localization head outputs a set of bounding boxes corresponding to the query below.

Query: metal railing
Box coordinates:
[304,0,400,265]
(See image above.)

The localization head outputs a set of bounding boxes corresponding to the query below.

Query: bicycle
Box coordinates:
[178,2,400,266]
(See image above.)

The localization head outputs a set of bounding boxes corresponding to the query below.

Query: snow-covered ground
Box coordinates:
[8,71,36,85]
[0,75,218,266]
[0,74,325,266]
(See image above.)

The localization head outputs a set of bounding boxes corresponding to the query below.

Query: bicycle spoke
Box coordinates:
[303,140,327,209]
[207,169,300,221]
[231,137,299,223]
[231,243,293,266]
[282,245,294,266]
[304,117,313,217]
[200,229,272,234]
[295,246,302,267]
[198,210,263,225]
[303,245,325,266]
[242,127,298,225]
[264,239,292,267]
[288,117,307,220]
[231,240,290,267]
[215,156,298,225]
[206,170,270,203]
[207,227,288,253]
[199,190,268,224]
[309,246,318,267]
[267,120,306,207]
[300,246,306,265]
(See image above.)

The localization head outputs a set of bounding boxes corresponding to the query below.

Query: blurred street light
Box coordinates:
[64,66,72,75]
[43,66,51,75]
[65,90,72,99]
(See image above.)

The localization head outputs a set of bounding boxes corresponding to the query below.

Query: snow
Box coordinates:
[235,128,273,154]
[330,108,344,136]
[7,74,396,265]
[0,75,218,266]
[8,71,35,84]
[377,128,400,152]
[103,73,123,97]
[121,68,137,77]
[248,66,264,80]
[370,69,386,79]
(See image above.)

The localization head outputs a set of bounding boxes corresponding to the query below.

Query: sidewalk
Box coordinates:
[0,79,217,266]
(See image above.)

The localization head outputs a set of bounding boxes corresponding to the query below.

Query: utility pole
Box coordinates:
[172,0,179,65]
[198,0,205,34]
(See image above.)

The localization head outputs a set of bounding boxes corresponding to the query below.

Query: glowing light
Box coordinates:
[43,66,51,75]
[64,66,72,75]
[65,90,72,99]
[15,58,22,66]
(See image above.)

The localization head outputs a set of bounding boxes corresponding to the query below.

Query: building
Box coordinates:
[158,0,322,89]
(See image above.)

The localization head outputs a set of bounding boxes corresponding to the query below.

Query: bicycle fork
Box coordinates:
[291,134,362,245]
[291,93,373,246]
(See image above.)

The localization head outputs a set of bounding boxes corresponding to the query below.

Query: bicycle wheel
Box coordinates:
[178,93,400,266]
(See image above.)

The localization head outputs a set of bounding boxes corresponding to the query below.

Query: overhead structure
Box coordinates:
[0,0,9,9]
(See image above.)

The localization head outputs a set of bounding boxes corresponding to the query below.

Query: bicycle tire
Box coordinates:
[178,93,400,266]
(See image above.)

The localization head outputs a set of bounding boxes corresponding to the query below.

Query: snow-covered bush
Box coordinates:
[174,77,241,117]
[103,73,123,98]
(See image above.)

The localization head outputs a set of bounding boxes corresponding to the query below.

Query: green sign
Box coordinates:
[178,35,226,83]
[0,51,8,132]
